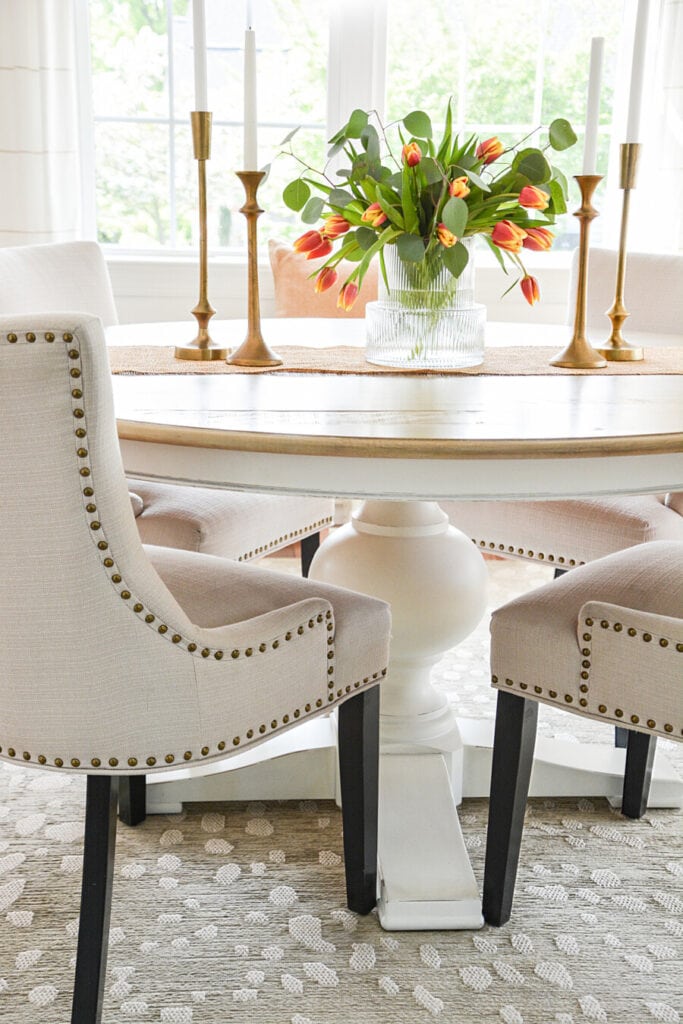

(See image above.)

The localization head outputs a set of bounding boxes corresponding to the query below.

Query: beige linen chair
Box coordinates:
[482,541,683,926]
[0,312,391,1022]
[0,240,334,574]
[440,248,683,572]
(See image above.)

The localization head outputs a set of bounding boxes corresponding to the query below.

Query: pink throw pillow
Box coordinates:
[268,239,378,319]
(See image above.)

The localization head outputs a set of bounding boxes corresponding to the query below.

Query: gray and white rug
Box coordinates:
[0,559,681,1024]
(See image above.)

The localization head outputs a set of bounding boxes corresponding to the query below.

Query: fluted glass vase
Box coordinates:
[365,240,485,368]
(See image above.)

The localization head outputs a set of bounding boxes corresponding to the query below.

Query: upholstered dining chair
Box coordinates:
[482,540,683,927]
[0,311,391,1023]
[440,248,683,572]
[0,240,335,575]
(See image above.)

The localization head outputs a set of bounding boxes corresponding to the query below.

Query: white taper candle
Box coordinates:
[582,37,604,175]
[626,0,650,141]
[192,0,208,110]
[243,28,258,170]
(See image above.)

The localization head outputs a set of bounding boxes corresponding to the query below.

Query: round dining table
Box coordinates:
[110,317,683,931]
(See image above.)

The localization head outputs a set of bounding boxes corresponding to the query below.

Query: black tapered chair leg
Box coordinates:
[300,531,321,578]
[615,726,629,748]
[72,776,118,1024]
[483,691,538,927]
[118,774,146,826]
[622,731,656,819]
[553,567,569,580]
[338,686,380,915]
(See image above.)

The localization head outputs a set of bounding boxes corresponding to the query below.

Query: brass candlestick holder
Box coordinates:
[550,175,607,368]
[227,171,282,366]
[597,143,644,361]
[175,111,228,361]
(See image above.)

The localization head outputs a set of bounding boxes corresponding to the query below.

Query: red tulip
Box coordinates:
[361,202,388,228]
[520,274,540,305]
[518,185,549,210]
[437,222,457,248]
[448,175,470,199]
[402,142,422,167]
[522,226,554,252]
[293,229,324,254]
[322,215,351,239]
[337,281,359,311]
[304,237,333,260]
[491,219,527,253]
[476,136,504,165]
[314,267,338,293]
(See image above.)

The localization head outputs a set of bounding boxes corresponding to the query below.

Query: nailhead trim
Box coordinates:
[472,537,583,567]
[235,517,334,562]
[2,329,394,769]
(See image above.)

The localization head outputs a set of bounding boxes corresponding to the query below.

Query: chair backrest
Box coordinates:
[0,313,201,768]
[0,241,119,326]
[568,247,683,337]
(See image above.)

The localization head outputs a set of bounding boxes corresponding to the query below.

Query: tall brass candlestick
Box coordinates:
[597,143,644,361]
[175,112,228,361]
[550,175,607,369]
[227,171,282,366]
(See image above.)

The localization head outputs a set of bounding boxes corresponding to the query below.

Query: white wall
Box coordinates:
[107,254,572,327]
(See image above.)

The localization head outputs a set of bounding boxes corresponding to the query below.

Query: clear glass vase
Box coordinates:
[365,239,485,369]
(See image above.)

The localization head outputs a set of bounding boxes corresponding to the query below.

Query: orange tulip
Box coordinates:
[402,142,422,167]
[361,202,388,228]
[476,136,504,165]
[491,219,527,253]
[437,222,457,248]
[448,175,470,199]
[518,185,549,210]
[293,229,324,254]
[314,267,338,293]
[337,281,359,311]
[304,237,333,260]
[522,226,554,252]
[520,274,540,306]
[322,215,351,239]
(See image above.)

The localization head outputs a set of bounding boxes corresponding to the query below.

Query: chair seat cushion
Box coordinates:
[490,541,683,739]
[440,495,683,567]
[129,479,334,561]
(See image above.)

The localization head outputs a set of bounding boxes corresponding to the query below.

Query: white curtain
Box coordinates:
[0,0,84,246]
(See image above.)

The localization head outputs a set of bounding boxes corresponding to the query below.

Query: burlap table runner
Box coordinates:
[108,344,683,376]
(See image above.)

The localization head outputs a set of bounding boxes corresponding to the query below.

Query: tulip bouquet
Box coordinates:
[282,102,576,311]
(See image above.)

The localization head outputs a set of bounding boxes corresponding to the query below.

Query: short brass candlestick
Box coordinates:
[175,112,228,361]
[597,143,644,361]
[550,175,607,369]
[227,171,282,367]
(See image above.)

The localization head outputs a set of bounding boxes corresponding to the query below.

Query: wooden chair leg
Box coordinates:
[72,776,118,1024]
[118,774,146,826]
[300,531,321,578]
[337,686,380,915]
[622,731,656,819]
[483,691,538,927]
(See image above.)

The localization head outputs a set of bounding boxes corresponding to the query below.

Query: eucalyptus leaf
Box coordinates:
[403,110,433,139]
[361,124,381,163]
[396,232,426,262]
[549,118,578,151]
[552,166,569,199]
[420,157,443,185]
[300,195,324,224]
[328,187,355,208]
[355,226,378,251]
[279,126,300,146]
[327,141,345,160]
[452,164,490,193]
[442,240,470,279]
[347,108,369,138]
[283,178,310,212]
[548,179,567,215]
[441,196,468,237]
[512,148,551,183]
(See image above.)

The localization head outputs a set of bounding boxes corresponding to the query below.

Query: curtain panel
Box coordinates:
[0,0,82,246]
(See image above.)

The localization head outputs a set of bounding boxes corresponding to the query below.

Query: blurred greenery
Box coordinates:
[90,0,620,252]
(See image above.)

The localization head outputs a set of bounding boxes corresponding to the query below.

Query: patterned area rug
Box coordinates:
[1,560,681,1024]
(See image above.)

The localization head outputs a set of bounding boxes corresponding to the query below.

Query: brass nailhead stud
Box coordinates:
[580,684,588,693]
[134,603,143,613]
[22,752,31,761]
[381,668,387,676]
[76,428,87,439]
[158,624,167,633]
[214,650,223,660]
[564,695,573,703]
[259,725,266,734]
[97,541,108,551]
[247,729,254,738]
[579,698,587,707]
[90,520,101,531]
[585,617,594,626]
[627,628,637,637]
[165,754,174,763]
[271,720,277,729]
[316,699,323,708]
[659,638,669,648]
[26,332,36,342]
[600,620,609,629]
[233,737,240,746]
[82,486,93,496]
[111,574,122,583]
[492,674,498,684]
[647,719,656,729]
[598,705,607,714]
[527,550,534,558]
[172,635,181,644]
[308,619,314,628]
[7,748,15,757]
[285,632,292,641]
[68,349,79,359]
[7,333,17,342]
[91,758,101,768]
[120,590,131,600]
[147,757,156,766]
[614,623,623,632]
[615,709,623,718]
[259,643,266,653]
[272,640,279,649]
[534,686,542,694]
[70,367,81,378]
[38,755,47,765]
[327,667,334,675]
[217,741,225,751]
[184,751,192,760]
[519,682,528,690]
[63,333,73,342]
[245,648,253,657]
[538,553,544,560]
[293,710,300,719]
[231,649,239,659]
[505,678,513,686]
[582,660,591,668]
[631,715,639,725]
[80,467,90,477]
[145,614,155,623]
[582,648,591,656]
[73,408,84,418]
[128,757,138,767]
[558,557,565,563]
[327,650,334,660]
[328,693,335,701]
[86,502,97,513]
[201,746,209,756]
[580,671,589,679]
[549,690,557,698]
[569,559,576,566]
[582,633,591,642]
[70,758,80,768]
[45,332,55,342]
[305,703,311,712]
[109,758,118,767]
[664,724,673,733]
[187,643,197,653]
[54,757,63,767]
[77,448,88,458]
[677,644,683,653]
[297,625,304,635]
[643,633,652,643]
[201,649,210,658]
[283,715,289,724]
